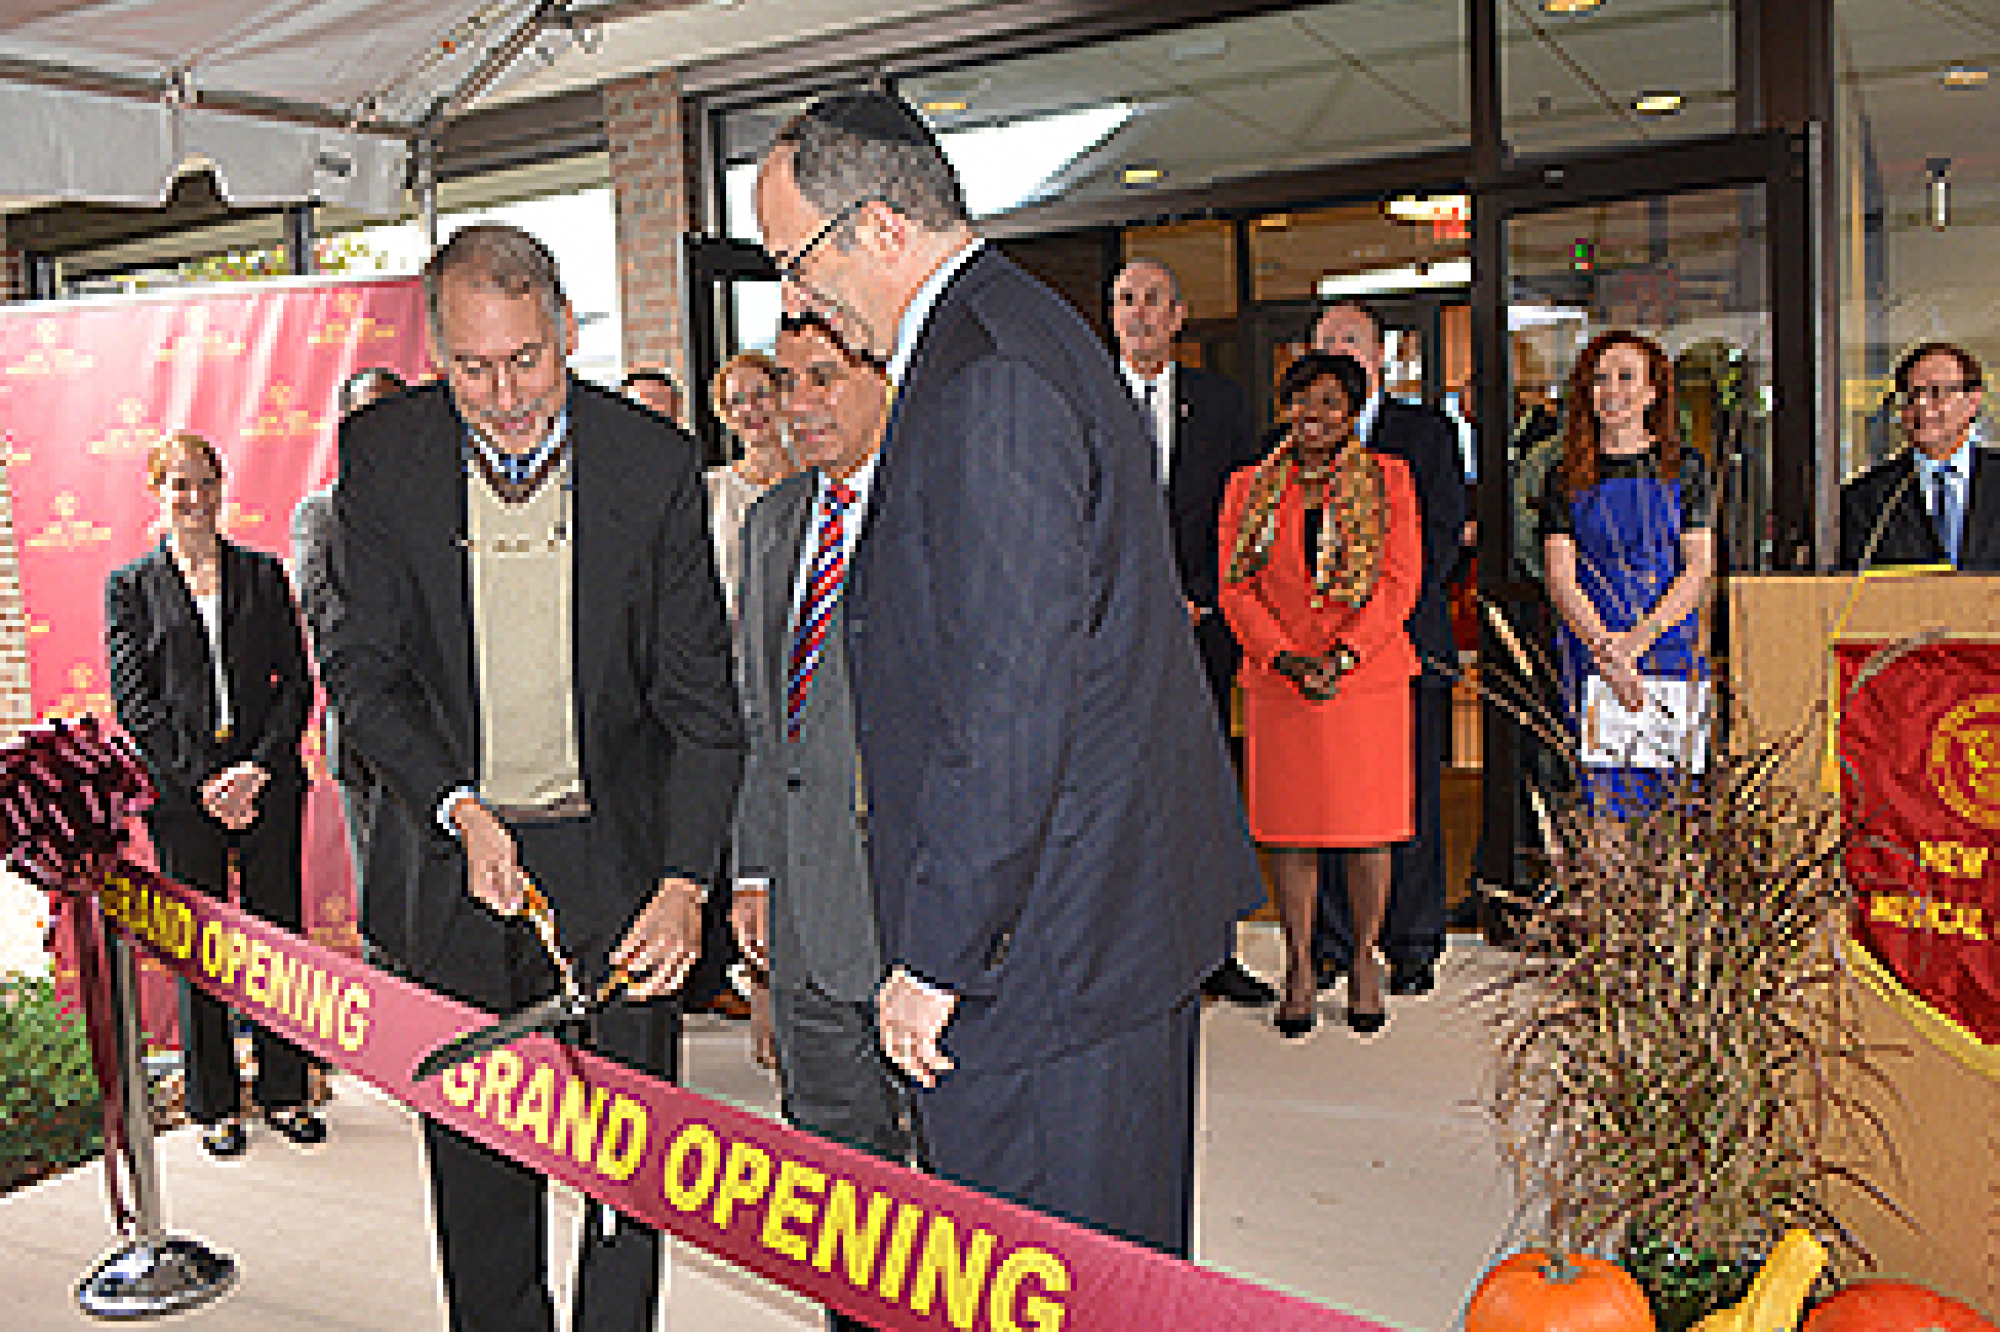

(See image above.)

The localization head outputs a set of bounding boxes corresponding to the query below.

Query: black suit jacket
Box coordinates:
[848,248,1264,1072]
[1368,398,1469,674]
[106,538,311,820]
[1163,366,1260,612]
[1837,446,2000,572]
[318,379,744,991]
[1164,367,1261,719]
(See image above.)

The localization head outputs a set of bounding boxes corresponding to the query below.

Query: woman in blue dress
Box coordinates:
[1539,331,1716,817]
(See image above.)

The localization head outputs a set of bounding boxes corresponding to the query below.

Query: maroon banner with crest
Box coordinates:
[1838,640,2000,1077]
[0,277,430,1045]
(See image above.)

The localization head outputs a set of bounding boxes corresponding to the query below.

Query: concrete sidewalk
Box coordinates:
[0,927,1517,1330]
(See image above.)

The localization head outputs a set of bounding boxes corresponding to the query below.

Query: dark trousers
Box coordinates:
[772,980,916,1332]
[148,790,310,1126]
[421,819,680,1332]
[915,998,1201,1258]
[1315,679,1449,969]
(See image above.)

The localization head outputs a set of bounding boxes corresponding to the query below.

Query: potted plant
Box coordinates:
[1477,620,1905,1332]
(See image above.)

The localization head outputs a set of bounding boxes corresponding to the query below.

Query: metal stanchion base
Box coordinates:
[75,1235,237,1320]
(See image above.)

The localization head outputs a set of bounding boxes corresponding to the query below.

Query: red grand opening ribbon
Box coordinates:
[4,722,1388,1330]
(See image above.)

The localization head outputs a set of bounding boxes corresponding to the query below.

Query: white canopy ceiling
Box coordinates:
[0,0,560,215]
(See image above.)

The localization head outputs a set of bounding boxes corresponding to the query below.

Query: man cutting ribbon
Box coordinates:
[316,223,744,1332]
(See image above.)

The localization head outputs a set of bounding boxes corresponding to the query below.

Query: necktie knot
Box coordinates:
[826,481,857,513]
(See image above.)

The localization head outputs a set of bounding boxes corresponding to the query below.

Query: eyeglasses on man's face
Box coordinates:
[1895,381,1975,410]
[770,198,874,286]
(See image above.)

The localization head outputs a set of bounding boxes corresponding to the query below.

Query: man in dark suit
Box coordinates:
[1839,341,1998,572]
[290,366,405,969]
[318,225,743,1332]
[1311,300,1468,998]
[1109,257,1276,1009]
[754,91,1263,1257]
[732,311,911,1331]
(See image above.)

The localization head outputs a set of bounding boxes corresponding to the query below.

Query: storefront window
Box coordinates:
[1834,0,1999,479]
[1501,0,1734,160]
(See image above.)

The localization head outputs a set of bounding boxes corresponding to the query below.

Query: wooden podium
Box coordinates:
[1729,574,1998,1311]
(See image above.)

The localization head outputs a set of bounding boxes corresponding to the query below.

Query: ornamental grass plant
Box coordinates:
[1476,607,1905,1284]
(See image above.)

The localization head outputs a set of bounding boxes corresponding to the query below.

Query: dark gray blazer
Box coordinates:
[1837,445,2000,572]
[733,471,882,1003]
[847,247,1264,1072]
[318,378,744,995]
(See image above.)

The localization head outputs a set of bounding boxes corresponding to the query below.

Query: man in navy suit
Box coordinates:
[754,91,1263,1257]
[1109,257,1275,1009]
[1311,301,1468,999]
[1838,341,1998,572]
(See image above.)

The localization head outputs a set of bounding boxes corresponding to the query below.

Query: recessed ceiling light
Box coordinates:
[922,99,969,114]
[1634,91,1685,115]
[1542,0,1603,13]
[1943,65,1989,89]
[1385,193,1470,223]
[1123,165,1165,186]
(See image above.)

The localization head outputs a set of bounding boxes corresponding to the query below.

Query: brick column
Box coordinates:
[0,247,34,741]
[604,68,699,408]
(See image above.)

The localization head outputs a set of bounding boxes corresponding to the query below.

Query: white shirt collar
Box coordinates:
[1121,359,1175,399]
[1356,388,1385,445]
[887,239,984,387]
[1915,437,1973,483]
[816,451,879,514]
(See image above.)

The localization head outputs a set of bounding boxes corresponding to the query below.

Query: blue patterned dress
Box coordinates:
[1540,448,1713,816]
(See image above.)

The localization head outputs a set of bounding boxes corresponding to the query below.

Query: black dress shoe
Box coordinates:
[1389,958,1437,997]
[1345,1007,1387,1035]
[1274,1006,1317,1039]
[1201,957,1278,1007]
[200,1121,248,1159]
[264,1107,328,1147]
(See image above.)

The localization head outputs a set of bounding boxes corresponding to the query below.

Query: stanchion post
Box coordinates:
[74,903,237,1320]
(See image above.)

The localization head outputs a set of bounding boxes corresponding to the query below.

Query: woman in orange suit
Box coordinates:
[1220,351,1421,1038]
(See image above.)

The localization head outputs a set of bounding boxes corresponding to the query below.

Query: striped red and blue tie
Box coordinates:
[785,480,857,740]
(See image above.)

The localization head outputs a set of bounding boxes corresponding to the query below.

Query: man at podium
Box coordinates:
[1838,341,1998,571]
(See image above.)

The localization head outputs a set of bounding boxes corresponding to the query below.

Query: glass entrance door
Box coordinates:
[1501,186,1773,586]
[1476,169,1786,908]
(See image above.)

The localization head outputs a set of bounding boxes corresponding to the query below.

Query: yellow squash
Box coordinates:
[1691,1230,1829,1332]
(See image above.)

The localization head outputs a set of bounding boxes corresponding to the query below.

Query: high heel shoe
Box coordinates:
[1345,1006,1387,1035]
[1345,961,1387,1035]
[1274,1004,1317,1039]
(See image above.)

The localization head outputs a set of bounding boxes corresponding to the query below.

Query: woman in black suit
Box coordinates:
[105,431,325,1158]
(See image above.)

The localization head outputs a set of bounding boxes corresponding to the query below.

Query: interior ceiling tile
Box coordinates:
[1288,0,1464,63]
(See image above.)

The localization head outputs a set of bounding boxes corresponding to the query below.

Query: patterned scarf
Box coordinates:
[1225,438,1388,610]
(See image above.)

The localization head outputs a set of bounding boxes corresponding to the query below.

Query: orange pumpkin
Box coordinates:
[1467,1251,1657,1331]
[1804,1280,1996,1332]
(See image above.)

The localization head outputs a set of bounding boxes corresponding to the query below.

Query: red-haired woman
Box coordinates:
[1538,331,1716,818]
[106,431,322,1159]
[1221,352,1421,1037]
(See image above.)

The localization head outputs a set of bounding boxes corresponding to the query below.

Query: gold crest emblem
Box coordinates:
[88,398,165,457]
[1928,693,2000,831]
[28,492,113,551]
[242,380,322,440]
[6,322,96,377]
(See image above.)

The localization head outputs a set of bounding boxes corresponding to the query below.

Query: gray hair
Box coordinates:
[336,366,406,417]
[421,224,567,361]
[771,91,969,243]
[1116,258,1184,306]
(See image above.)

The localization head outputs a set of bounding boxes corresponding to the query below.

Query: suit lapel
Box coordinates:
[569,388,636,721]
[1966,449,1997,568]
[1895,453,1947,564]
[763,480,815,730]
